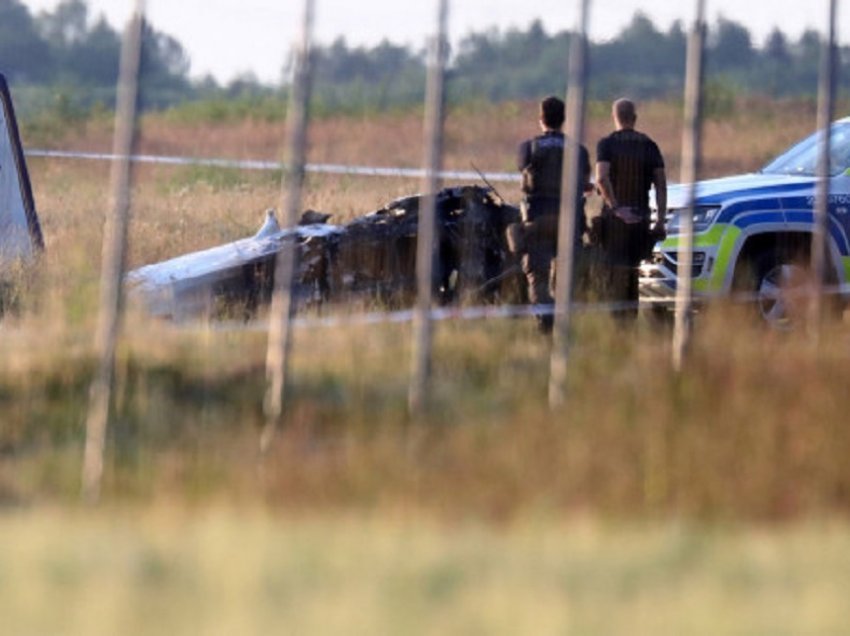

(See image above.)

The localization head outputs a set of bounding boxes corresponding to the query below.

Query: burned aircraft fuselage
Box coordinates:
[128,185,522,319]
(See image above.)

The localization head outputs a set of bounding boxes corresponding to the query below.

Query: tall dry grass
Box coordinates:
[35,96,842,185]
[3,292,850,522]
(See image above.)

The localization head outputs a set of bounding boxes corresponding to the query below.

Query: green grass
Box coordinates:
[162,94,290,125]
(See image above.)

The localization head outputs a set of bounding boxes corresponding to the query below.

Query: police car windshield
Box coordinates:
[761,122,850,177]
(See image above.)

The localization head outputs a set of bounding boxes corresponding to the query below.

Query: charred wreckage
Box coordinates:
[4,69,534,321]
[127,186,526,320]
[3,69,530,321]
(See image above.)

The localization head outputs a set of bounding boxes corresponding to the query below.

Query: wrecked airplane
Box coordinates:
[2,74,522,321]
[127,185,524,320]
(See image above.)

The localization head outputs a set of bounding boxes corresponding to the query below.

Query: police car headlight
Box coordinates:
[667,206,721,233]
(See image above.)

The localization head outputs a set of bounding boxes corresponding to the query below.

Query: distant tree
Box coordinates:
[520,19,547,60]
[454,28,500,73]
[141,22,190,80]
[194,73,221,96]
[595,12,661,70]
[0,0,51,81]
[37,0,89,47]
[36,1,122,88]
[764,28,790,65]
[592,13,686,97]
[309,36,425,111]
[759,28,791,94]
[68,17,121,86]
[795,29,822,66]
[709,16,754,72]
[787,29,822,93]
[618,12,662,57]
[226,72,264,97]
[368,40,422,78]
[138,20,192,105]
[451,23,567,101]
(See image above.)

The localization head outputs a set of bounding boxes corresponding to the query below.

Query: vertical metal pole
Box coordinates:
[672,0,706,372]
[548,0,590,410]
[261,0,315,451]
[82,0,145,503]
[408,0,449,416]
[808,0,838,339]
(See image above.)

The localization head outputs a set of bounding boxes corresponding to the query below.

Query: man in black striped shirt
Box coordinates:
[595,98,667,321]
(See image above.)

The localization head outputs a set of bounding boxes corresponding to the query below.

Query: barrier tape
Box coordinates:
[197,283,849,333]
[25,149,522,183]
[206,301,644,332]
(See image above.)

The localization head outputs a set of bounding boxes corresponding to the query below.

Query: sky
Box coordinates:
[23,0,843,84]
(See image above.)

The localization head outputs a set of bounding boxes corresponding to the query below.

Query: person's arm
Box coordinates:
[517,141,531,172]
[652,167,667,232]
[596,161,617,209]
[517,141,532,194]
[581,146,592,194]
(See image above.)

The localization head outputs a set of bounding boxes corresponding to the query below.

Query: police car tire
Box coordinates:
[734,249,840,328]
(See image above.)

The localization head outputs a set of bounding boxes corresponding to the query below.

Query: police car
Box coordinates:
[640,117,850,326]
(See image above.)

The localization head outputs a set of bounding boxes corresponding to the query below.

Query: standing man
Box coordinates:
[516,95,591,333]
[595,98,667,321]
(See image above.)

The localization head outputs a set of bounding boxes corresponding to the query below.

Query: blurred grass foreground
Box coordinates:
[3,312,850,633]
[3,511,850,635]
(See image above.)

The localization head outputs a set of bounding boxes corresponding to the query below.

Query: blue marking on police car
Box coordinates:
[716,197,784,225]
[732,211,784,229]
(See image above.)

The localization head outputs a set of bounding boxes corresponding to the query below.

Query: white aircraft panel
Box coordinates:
[0,75,42,266]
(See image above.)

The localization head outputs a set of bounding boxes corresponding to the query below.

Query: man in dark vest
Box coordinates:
[595,98,667,321]
[515,95,591,333]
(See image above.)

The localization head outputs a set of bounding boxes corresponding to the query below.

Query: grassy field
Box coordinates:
[3,97,850,632]
[3,511,850,635]
[5,305,850,520]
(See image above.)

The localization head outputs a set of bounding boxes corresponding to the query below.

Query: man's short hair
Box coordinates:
[540,96,565,129]
[613,98,637,125]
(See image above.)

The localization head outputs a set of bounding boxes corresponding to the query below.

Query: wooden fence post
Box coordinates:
[549,0,590,409]
[409,0,449,416]
[672,0,706,372]
[261,0,316,451]
[82,0,146,503]
[808,0,838,340]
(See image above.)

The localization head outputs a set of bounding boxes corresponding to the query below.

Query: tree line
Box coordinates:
[0,0,197,109]
[1,0,847,115]
[314,14,849,110]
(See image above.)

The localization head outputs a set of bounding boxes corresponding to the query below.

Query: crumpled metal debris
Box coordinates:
[127,185,521,320]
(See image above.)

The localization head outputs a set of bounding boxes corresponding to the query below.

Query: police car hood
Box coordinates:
[664,173,816,209]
